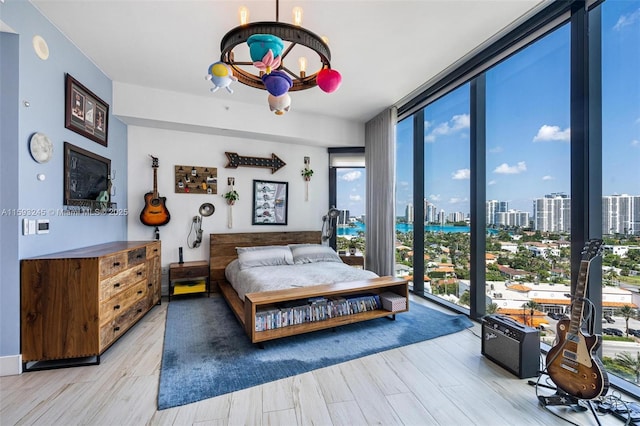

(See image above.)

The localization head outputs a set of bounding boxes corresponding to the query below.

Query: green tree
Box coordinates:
[522,300,539,327]
[615,352,640,383]
[618,305,636,337]
[486,303,499,315]
[459,290,470,306]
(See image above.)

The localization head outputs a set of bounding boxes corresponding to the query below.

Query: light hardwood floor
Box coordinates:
[1,295,637,426]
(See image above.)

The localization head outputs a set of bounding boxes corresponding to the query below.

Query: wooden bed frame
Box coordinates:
[210,231,409,343]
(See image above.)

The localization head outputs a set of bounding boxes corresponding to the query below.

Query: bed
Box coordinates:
[209,231,409,343]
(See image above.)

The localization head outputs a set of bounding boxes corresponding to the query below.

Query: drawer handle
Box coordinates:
[114,283,121,288]
[137,271,143,276]
[136,254,143,259]
[114,326,120,331]
[148,283,153,287]
[137,290,143,295]
[114,304,121,310]
[137,309,143,313]
[113,261,121,267]
[153,248,158,253]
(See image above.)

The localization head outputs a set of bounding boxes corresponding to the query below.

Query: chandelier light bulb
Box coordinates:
[292,7,303,26]
[298,56,307,77]
[321,36,329,45]
[239,6,249,25]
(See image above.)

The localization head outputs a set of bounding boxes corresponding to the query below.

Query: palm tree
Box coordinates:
[615,351,640,383]
[522,300,539,327]
[486,303,499,315]
[618,305,635,337]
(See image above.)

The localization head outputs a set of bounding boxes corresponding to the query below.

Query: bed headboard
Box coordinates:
[209,231,322,282]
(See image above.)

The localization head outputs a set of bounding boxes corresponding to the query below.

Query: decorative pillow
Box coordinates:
[236,245,294,270]
[289,244,342,264]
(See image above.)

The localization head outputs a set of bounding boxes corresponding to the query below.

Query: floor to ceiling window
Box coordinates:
[422,85,471,307]
[598,0,640,387]
[395,118,414,283]
[485,24,571,327]
[393,0,640,395]
[329,149,367,256]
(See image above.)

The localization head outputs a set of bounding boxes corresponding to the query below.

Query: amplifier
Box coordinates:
[481,314,540,379]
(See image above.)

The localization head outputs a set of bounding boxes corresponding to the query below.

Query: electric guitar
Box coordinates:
[140,155,171,226]
[546,239,608,400]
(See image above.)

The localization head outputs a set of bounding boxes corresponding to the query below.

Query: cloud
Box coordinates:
[398,180,409,187]
[542,175,555,181]
[340,170,362,181]
[425,114,470,142]
[632,140,639,147]
[533,125,570,142]
[488,179,497,186]
[494,161,527,174]
[449,197,468,204]
[452,168,470,180]
[614,8,640,31]
[428,194,441,202]
[489,146,503,154]
[349,194,362,202]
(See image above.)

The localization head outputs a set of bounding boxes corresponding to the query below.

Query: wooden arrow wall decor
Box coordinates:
[225,152,286,174]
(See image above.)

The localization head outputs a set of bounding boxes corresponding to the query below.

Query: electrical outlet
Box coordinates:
[161,267,169,275]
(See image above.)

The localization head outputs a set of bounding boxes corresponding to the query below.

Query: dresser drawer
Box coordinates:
[170,264,209,280]
[99,263,147,302]
[146,241,161,259]
[100,298,148,349]
[99,279,148,326]
[128,247,147,266]
[100,252,128,278]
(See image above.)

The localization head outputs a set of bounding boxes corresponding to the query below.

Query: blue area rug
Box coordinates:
[158,295,473,410]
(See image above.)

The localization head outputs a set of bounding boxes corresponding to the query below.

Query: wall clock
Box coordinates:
[29,132,53,163]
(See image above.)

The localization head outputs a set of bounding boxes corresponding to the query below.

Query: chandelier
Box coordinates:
[206,0,342,115]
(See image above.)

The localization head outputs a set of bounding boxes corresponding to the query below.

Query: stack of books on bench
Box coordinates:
[254,293,383,332]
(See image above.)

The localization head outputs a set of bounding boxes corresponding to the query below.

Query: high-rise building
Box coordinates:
[533,193,571,232]
[405,203,414,223]
[425,199,438,223]
[495,210,530,228]
[603,194,640,235]
[338,209,350,226]
[486,200,509,225]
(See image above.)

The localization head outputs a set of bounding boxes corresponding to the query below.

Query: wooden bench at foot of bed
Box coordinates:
[218,276,409,344]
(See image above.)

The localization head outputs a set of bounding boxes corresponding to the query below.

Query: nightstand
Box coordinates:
[340,254,364,269]
[169,260,210,300]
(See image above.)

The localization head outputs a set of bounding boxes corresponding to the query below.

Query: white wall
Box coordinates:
[127,126,330,294]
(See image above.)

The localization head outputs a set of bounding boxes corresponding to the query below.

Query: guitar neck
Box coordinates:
[568,259,591,335]
[153,167,158,198]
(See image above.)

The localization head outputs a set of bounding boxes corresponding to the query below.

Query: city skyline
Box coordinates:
[337,1,639,220]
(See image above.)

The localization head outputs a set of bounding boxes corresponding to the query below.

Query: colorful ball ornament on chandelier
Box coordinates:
[253,50,281,75]
[247,34,284,63]
[317,68,342,93]
[206,62,238,93]
[261,70,293,97]
[268,93,291,116]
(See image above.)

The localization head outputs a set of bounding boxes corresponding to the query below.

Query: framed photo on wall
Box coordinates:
[252,180,288,225]
[65,73,109,146]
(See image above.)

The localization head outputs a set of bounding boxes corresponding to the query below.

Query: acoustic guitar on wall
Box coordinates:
[546,238,608,400]
[140,155,171,227]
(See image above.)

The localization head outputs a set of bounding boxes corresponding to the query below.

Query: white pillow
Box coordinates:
[236,245,294,270]
[289,244,342,264]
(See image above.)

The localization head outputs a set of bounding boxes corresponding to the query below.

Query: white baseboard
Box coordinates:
[0,354,22,376]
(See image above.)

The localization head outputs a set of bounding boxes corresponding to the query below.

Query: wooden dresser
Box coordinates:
[21,241,161,370]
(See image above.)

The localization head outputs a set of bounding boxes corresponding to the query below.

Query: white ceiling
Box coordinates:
[31,0,545,123]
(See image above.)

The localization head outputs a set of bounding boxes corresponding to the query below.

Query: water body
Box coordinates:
[337,222,477,236]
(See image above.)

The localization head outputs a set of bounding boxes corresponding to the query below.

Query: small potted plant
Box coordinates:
[301,167,314,181]
[223,189,239,205]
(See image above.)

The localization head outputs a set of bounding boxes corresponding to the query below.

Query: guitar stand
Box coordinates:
[534,385,602,426]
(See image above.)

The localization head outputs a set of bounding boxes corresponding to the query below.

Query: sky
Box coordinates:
[337,0,639,219]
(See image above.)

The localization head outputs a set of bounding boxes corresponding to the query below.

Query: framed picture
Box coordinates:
[252,180,288,225]
[65,74,109,146]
